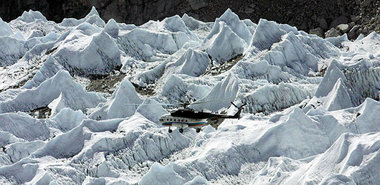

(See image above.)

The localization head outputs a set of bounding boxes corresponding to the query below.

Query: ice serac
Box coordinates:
[16,10,47,23]
[313,59,380,108]
[204,21,246,63]
[90,78,142,120]
[191,73,239,112]
[119,16,197,61]
[214,9,252,44]
[51,108,87,132]
[324,78,353,111]
[32,126,85,158]
[61,6,105,28]
[0,70,104,113]
[0,158,39,184]
[170,49,210,77]
[48,93,67,116]
[104,19,119,38]
[54,29,121,75]
[202,8,252,63]
[160,74,212,103]
[181,13,213,40]
[139,163,186,185]
[315,60,346,97]
[0,37,26,66]
[136,99,168,123]
[243,82,312,114]
[262,32,319,75]
[243,19,257,35]
[1,7,380,185]
[23,56,65,89]
[181,13,203,30]
[248,19,298,52]
[84,6,105,28]
[74,114,192,168]
[255,30,339,76]
[118,28,178,61]
[0,112,50,141]
[349,98,380,134]
[231,59,293,84]
[0,18,13,37]
[155,15,199,41]
[5,141,45,163]
[344,63,380,106]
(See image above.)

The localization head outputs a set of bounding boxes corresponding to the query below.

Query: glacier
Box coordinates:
[0,7,379,185]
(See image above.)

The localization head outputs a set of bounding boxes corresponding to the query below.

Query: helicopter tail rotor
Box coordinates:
[231,102,247,119]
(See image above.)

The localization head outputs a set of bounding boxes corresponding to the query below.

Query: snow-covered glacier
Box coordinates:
[0,7,379,185]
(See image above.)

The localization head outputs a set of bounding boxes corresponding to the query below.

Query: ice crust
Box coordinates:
[0,8,379,185]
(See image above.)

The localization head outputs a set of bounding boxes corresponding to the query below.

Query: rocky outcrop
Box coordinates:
[0,0,379,39]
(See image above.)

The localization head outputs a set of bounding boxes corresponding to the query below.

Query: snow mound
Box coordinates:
[282,132,380,184]
[255,108,331,160]
[139,163,185,185]
[89,78,142,120]
[250,157,302,185]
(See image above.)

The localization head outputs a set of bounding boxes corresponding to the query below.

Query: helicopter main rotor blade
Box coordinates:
[190,97,237,105]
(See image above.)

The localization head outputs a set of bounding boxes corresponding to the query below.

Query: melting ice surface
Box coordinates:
[0,7,379,185]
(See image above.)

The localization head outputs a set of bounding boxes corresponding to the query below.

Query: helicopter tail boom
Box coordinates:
[222,102,246,119]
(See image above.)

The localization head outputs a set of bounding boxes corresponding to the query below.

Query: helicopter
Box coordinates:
[159,101,246,133]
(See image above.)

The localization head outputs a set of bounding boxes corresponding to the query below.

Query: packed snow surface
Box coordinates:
[0,8,379,185]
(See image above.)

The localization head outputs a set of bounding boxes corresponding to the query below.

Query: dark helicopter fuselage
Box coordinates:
[159,102,246,133]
